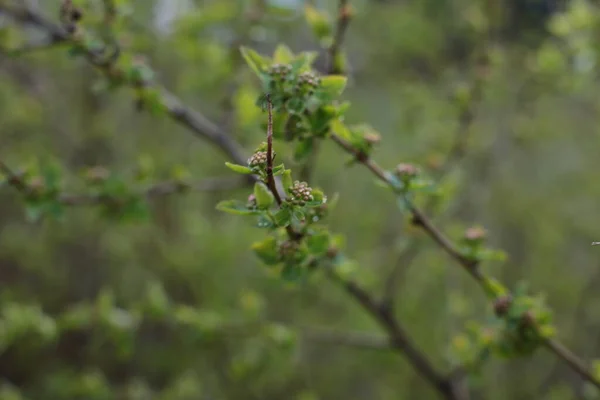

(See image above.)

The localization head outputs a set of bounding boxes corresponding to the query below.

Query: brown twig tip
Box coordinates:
[263,94,282,205]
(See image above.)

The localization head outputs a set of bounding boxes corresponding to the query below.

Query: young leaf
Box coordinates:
[216,200,259,215]
[290,52,319,73]
[240,46,270,76]
[273,44,294,63]
[304,5,333,45]
[225,162,253,174]
[254,182,275,209]
[307,232,330,256]
[319,75,348,99]
[252,237,281,266]
[281,170,293,194]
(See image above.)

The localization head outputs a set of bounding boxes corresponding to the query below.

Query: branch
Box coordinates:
[325,269,462,399]
[265,94,282,205]
[0,160,246,206]
[0,3,252,172]
[328,116,600,392]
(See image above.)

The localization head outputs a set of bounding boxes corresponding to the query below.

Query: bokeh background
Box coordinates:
[2,0,600,399]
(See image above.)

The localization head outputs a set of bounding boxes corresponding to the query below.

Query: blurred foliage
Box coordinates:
[1,0,600,399]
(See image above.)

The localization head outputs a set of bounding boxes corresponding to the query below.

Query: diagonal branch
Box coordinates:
[0,3,251,172]
[328,122,600,391]
[0,159,246,205]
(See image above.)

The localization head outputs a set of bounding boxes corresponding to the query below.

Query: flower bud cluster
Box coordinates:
[288,181,313,206]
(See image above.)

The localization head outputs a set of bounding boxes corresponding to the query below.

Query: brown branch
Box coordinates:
[0,3,252,172]
[0,160,245,206]
[326,0,352,75]
[265,94,282,205]
[325,269,462,399]
[329,118,600,392]
[4,2,595,396]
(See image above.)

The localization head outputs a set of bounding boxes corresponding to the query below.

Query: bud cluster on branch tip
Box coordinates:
[464,226,487,244]
[248,151,268,168]
[494,295,512,317]
[288,181,313,206]
[268,63,292,80]
[27,176,46,195]
[298,72,321,88]
[364,132,381,146]
[395,163,419,181]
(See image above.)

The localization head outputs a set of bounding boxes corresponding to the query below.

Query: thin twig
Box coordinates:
[329,120,600,391]
[265,94,282,205]
[0,3,252,172]
[325,269,460,399]
[0,160,245,205]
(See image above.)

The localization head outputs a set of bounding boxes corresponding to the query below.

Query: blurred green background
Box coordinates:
[2,0,600,399]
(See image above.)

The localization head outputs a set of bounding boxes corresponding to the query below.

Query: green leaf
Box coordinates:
[254,182,275,209]
[290,52,319,73]
[274,207,292,227]
[304,5,333,45]
[240,46,270,76]
[311,189,325,203]
[273,44,295,63]
[273,164,286,176]
[286,97,306,114]
[225,162,253,174]
[307,232,330,256]
[216,200,260,215]
[252,237,281,266]
[330,118,352,141]
[319,75,348,99]
[281,170,293,193]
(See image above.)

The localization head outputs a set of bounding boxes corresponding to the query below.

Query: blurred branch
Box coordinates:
[381,51,489,310]
[0,159,246,206]
[325,269,465,399]
[328,130,600,391]
[0,3,253,175]
[2,1,597,396]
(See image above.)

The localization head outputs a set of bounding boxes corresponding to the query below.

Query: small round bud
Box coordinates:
[247,194,257,207]
[27,176,46,195]
[464,226,487,243]
[364,132,381,146]
[395,163,419,179]
[493,295,512,317]
[326,246,339,259]
[520,310,535,328]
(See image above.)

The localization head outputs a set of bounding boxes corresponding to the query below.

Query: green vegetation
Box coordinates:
[1,0,600,399]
